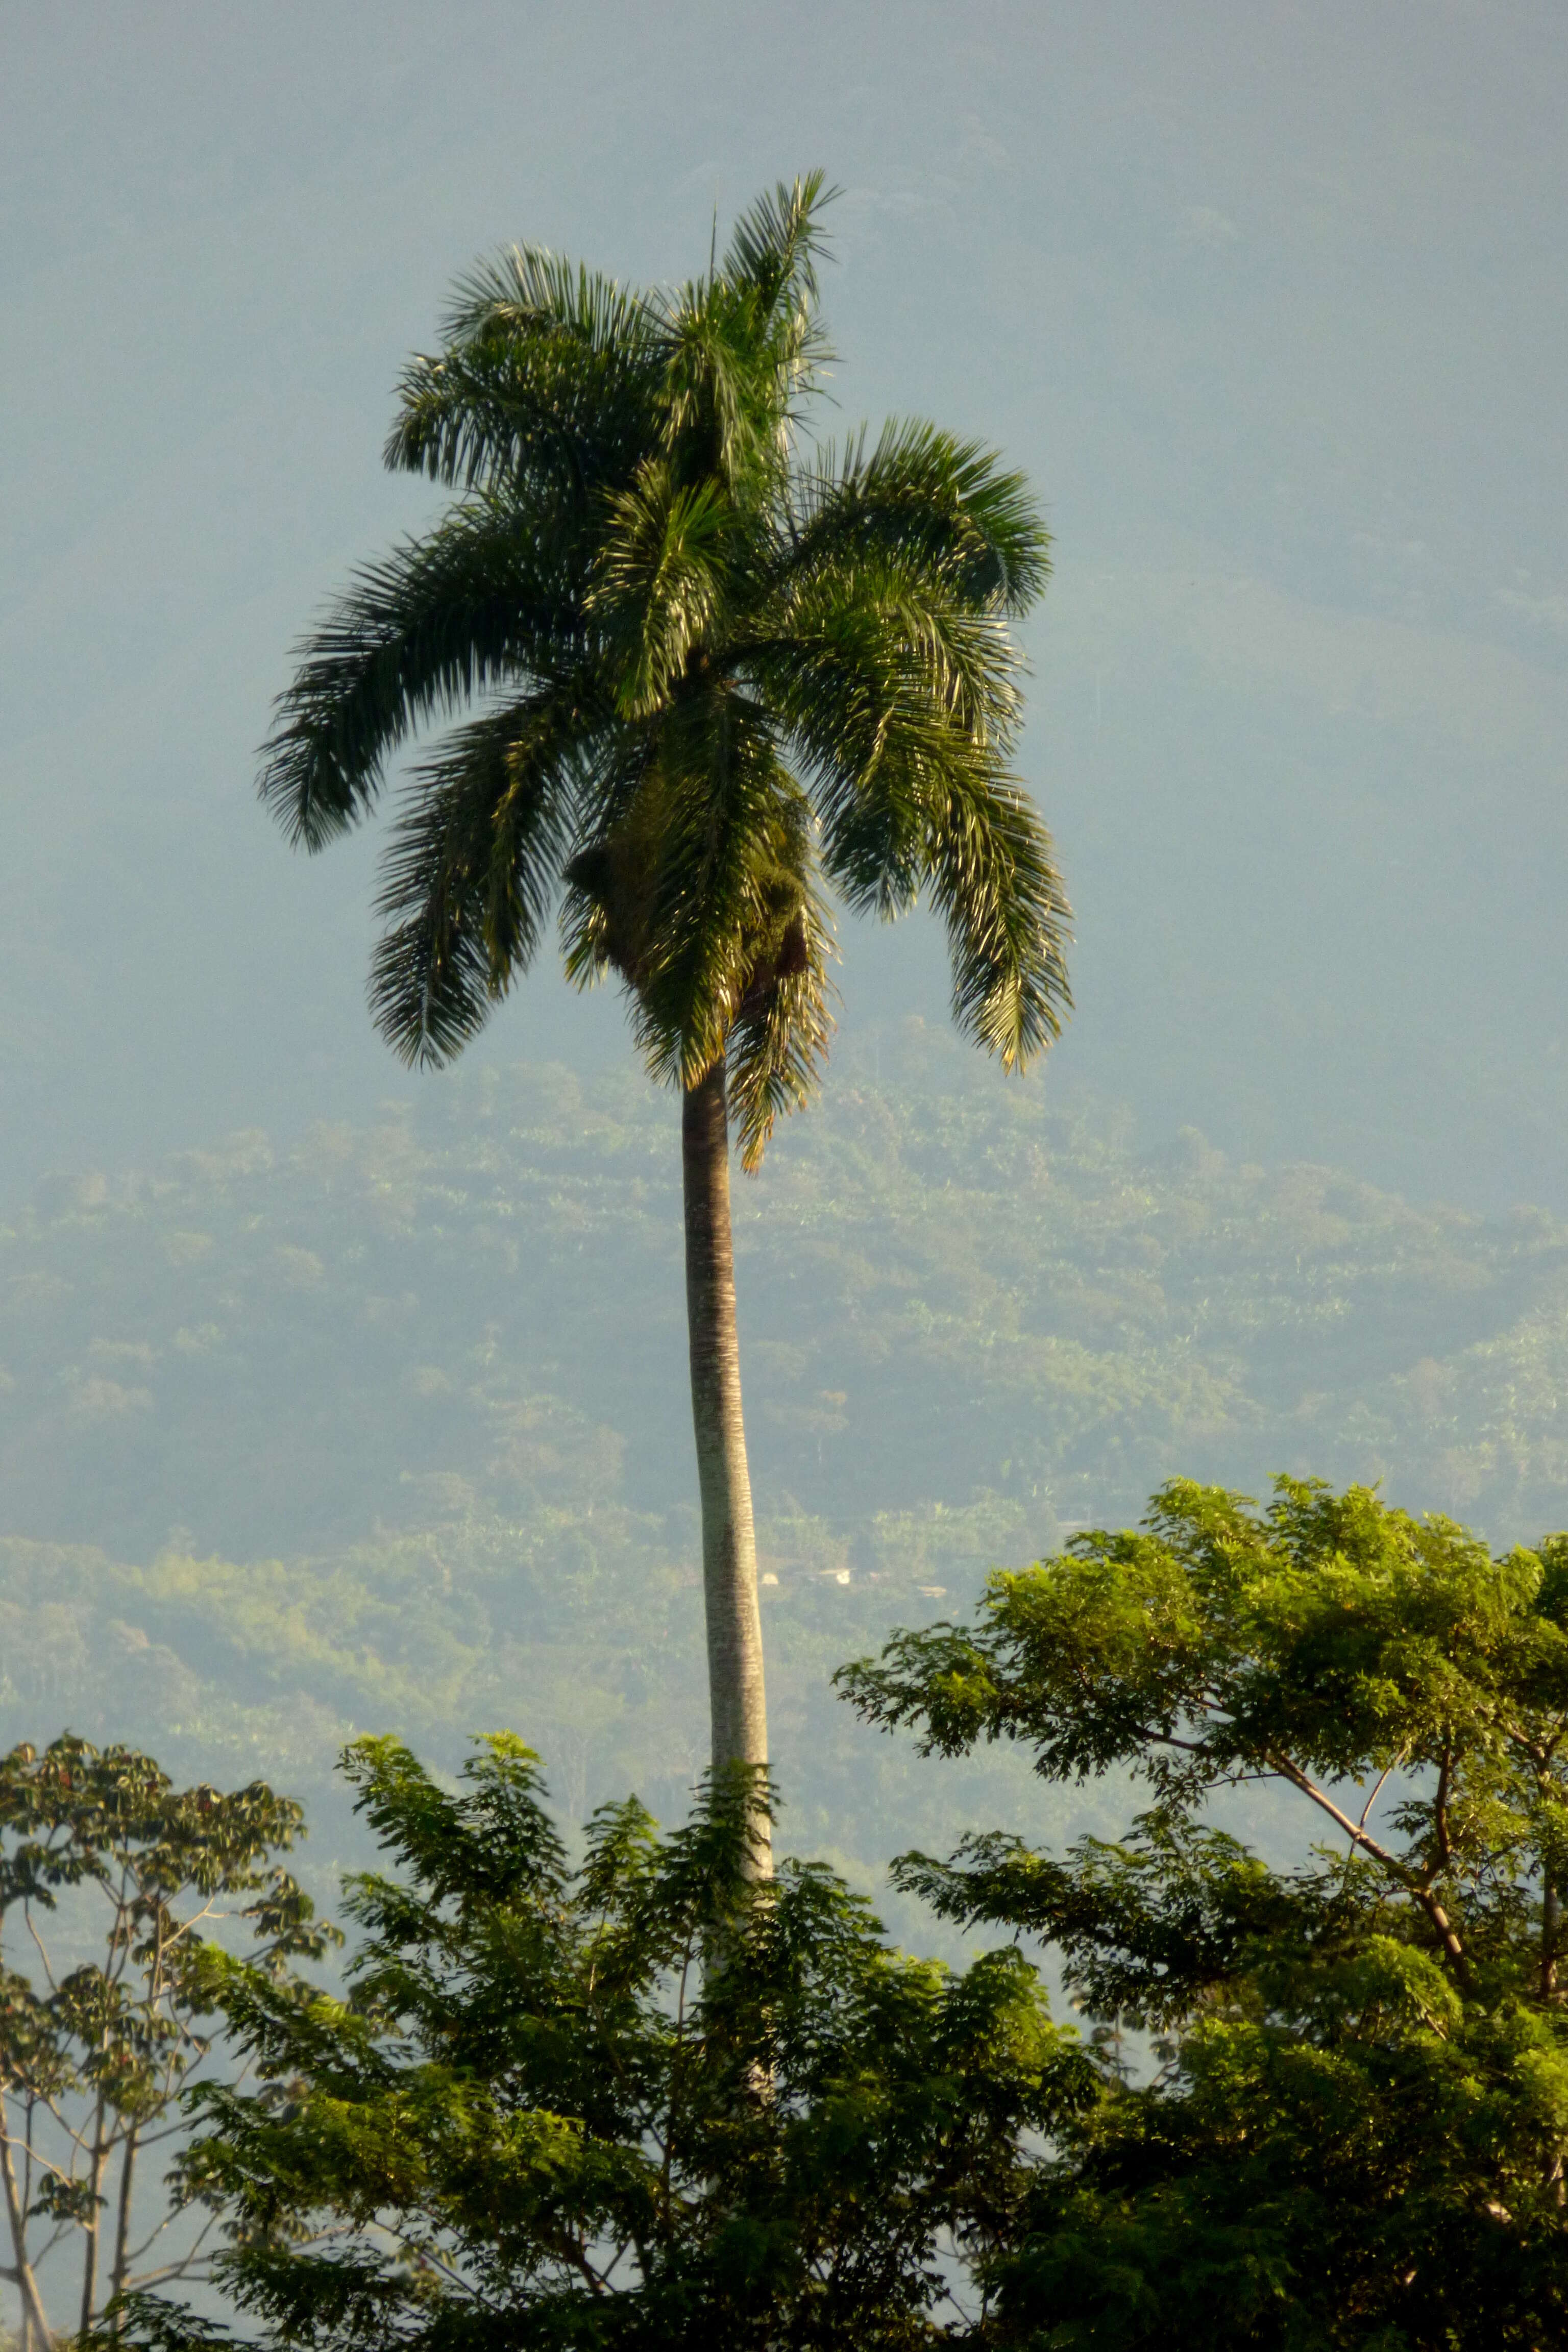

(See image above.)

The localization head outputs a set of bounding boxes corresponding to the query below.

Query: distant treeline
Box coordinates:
[6,1039,1568,1892]
[2,1035,1564,1571]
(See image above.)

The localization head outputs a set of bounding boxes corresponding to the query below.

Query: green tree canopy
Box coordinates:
[124,1736,1088,2352]
[83,1478,1568,2347]
[842,1479,1568,2346]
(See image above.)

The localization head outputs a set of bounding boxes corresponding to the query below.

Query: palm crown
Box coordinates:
[259,174,1070,1167]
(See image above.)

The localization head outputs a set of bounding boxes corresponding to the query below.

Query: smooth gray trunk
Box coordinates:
[1,2101,51,2347]
[681,1061,771,1876]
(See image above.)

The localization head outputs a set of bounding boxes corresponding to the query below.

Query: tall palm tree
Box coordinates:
[259,177,1070,1865]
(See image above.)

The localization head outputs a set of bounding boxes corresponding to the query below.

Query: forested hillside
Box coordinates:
[3,1023,1565,1880]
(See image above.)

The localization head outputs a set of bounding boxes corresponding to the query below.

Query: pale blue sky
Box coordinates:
[4,0,1565,1207]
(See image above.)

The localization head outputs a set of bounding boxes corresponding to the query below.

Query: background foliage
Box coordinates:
[0,1739,332,2342]
[3,1030,1567,1882]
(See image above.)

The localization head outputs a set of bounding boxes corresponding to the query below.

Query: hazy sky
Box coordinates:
[4,0,1566,1210]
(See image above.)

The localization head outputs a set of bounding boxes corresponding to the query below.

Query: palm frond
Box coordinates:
[727,955,834,1168]
[726,175,837,453]
[652,178,836,501]
[557,727,663,992]
[654,285,774,493]
[589,462,731,717]
[726,828,835,1170]
[257,500,589,851]
[744,564,1025,911]
[386,252,663,495]
[723,172,836,334]
[785,422,1051,618]
[756,540,1027,755]
[622,699,808,1090]
[745,524,1068,1070]
[439,246,652,356]
[924,767,1073,1070]
[366,696,595,1066]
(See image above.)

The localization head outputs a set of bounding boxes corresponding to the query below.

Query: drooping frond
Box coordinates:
[556,725,664,995]
[742,503,1066,1071]
[589,463,733,717]
[385,248,663,497]
[923,766,1072,1069]
[258,500,585,850]
[725,810,835,1170]
[564,695,823,1100]
[634,698,806,1088]
[745,557,1025,912]
[366,694,594,1065]
[787,422,1051,618]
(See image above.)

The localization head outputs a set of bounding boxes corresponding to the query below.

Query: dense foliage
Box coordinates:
[0,1740,332,2343]
[8,1478,1567,2345]
[844,1477,1568,2345]
[258,178,1066,1141]
[132,1737,1086,2352]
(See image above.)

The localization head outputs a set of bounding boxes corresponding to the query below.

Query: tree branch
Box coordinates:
[0,2093,53,2345]
[1265,1748,1471,1983]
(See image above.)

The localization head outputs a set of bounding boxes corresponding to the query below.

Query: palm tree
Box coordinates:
[258,177,1070,1865]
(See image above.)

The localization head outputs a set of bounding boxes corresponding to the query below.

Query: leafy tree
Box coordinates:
[841,1478,1568,2347]
[256,176,1068,1834]
[118,1734,1091,2351]
[0,1738,333,2347]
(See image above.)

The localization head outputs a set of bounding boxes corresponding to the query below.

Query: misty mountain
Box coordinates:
[3,1028,1563,1888]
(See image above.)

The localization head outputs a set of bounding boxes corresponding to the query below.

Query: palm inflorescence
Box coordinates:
[258,175,1069,1165]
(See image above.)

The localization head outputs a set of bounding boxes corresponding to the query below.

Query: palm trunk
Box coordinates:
[681,1061,771,1876]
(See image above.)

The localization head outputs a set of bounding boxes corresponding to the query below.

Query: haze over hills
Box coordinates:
[4,1031,1565,1891]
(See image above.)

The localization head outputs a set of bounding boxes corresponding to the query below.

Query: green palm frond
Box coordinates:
[626,700,812,1089]
[258,500,588,850]
[722,172,837,422]
[384,334,659,502]
[787,422,1052,618]
[723,173,835,323]
[263,177,1069,1136]
[557,726,666,995]
[367,697,592,1065]
[439,245,654,356]
[925,766,1073,1069]
[728,950,834,1169]
[590,464,732,717]
[386,250,663,495]
[654,285,776,496]
[746,569,1020,910]
[726,813,835,1170]
[652,178,836,502]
